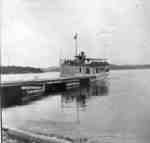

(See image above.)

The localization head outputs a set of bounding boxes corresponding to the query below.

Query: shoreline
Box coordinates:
[1,65,150,75]
[2,68,150,75]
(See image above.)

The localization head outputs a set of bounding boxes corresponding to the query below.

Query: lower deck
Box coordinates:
[60,64,109,77]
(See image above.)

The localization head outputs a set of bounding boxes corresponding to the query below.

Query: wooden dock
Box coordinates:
[1,74,95,87]
[1,75,97,107]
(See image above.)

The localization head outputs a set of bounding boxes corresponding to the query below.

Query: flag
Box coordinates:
[73,33,78,40]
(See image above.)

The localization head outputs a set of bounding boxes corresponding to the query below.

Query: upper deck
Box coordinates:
[61,51,109,67]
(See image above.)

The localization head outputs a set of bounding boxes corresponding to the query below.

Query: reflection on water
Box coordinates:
[61,80,109,109]
[61,80,109,123]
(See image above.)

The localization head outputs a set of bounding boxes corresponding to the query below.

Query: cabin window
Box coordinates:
[86,68,90,74]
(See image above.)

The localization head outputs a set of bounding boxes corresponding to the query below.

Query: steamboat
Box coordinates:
[60,33,109,80]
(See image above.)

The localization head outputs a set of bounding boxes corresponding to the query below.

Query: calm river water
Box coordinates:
[2,69,150,143]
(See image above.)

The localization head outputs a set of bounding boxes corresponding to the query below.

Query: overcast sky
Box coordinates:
[2,0,150,67]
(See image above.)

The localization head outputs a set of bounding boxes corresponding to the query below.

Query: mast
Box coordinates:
[74,32,78,56]
[59,47,62,65]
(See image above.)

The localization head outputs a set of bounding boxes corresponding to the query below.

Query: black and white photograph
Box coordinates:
[1,0,150,142]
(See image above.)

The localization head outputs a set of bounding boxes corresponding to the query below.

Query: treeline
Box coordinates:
[110,64,150,70]
[0,66,43,74]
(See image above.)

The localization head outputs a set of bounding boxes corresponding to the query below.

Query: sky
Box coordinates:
[2,0,150,67]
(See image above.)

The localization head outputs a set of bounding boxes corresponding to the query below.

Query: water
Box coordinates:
[2,70,150,143]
